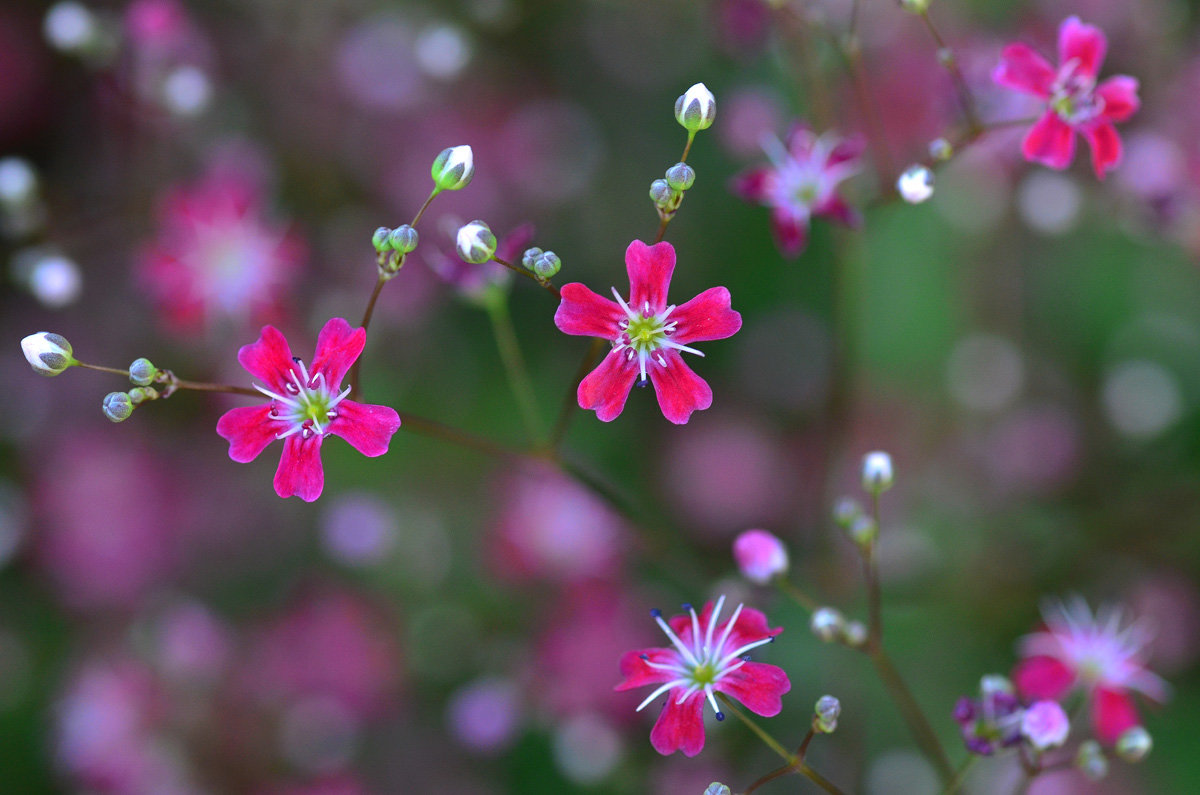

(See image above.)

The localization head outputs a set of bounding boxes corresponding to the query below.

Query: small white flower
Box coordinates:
[455,220,496,264]
[21,332,75,376]
[431,145,475,191]
[861,450,894,492]
[675,83,716,132]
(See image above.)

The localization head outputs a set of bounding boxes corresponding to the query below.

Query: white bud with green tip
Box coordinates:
[675,83,716,132]
[455,220,496,264]
[21,332,75,376]
[431,145,474,191]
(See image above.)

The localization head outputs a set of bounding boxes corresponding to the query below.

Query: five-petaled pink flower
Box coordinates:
[554,240,741,425]
[731,124,863,257]
[993,16,1140,179]
[216,318,401,502]
[615,596,790,757]
[1011,597,1168,745]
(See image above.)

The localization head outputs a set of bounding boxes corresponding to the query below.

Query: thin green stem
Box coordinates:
[866,491,883,648]
[719,696,846,795]
[168,378,260,397]
[868,646,955,783]
[491,255,561,298]
[484,293,544,444]
[777,578,820,613]
[917,9,981,134]
[550,337,605,451]
[410,188,439,228]
[74,361,132,377]
[743,730,817,794]
[939,755,978,795]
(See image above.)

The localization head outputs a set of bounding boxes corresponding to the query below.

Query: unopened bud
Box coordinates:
[102,391,134,422]
[389,224,419,254]
[842,620,868,648]
[833,497,862,527]
[733,529,789,585]
[675,83,716,132]
[928,137,953,162]
[848,515,877,548]
[521,247,543,271]
[21,332,75,376]
[810,607,844,642]
[900,0,930,13]
[862,451,894,493]
[980,674,1013,696]
[456,220,497,264]
[431,145,475,191]
[1115,726,1151,763]
[532,251,561,280]
[897,165,934,204]
[0,157,38,208]
[649,178,673,207]
[813,695,841,733]
[372,226,393,252]
[665,162,695,192]
[704,784,731,795]
[128,357,157,386]
[1076,740,1108,781]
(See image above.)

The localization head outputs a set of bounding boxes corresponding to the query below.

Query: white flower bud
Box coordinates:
[1115,726,1152,763]
[897,165,934,204]
[102,391,134,422]
[0,157,38,208]
[842,620,868,648]
[862,451,894,492]
[810,607,844,642]
[456,220,497,264]
[674,83,716,132]
[431,145,475,191]
[704,784,731,795]
[814,695,841,733]
[21,332,75,376]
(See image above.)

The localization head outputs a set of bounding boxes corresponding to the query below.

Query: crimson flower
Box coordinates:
[216,318,401,502]
[993,16,1139,179]
[615,596,790,757]
[554,240,741,425]
[1011,597,1168,745]
[731,125,862,257]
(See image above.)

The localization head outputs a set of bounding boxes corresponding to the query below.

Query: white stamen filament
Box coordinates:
[653,612,701,668]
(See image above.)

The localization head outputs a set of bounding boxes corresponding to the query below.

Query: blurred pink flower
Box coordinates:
[993,16,1139,178]
[732,529,789,585]
[216,318,401,502]
[555,240,741,424]
[731,124,863,257]
[615,596,789,757]
[1012,597,1168,744]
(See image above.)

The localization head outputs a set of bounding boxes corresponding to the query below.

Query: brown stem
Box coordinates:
[169,379,260,397]
[399,412,523,460]
[349,274,388,399]
[918,9,981,134]
[491,256,561,298]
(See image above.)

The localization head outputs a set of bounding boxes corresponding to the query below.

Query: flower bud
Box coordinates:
[389,224,419,254]
[532,251,561,280]
[897,165,934,204]
[1115,726,1151,763]
[456,220,497,264]
[980,674,1013,696]
[675,83,716,132]
[431,145,474,191]
[848,515,877,548]
[102,391,134,423]
[128,357,157,386]
[900,0,930,13]
[704,784,731,795]
[0,157,38,208]
[810,607,844,642]
[732,529,789,585]
[928,137,953,161]
[842,620,868,648]
[1021,700,1070,751]
[833,497,862,527]
[21,332,75,376]
[813,695,841,733]
[649,178,673,207]
[862,451,894,493]
[128,386,159,405]
[372,226,393,253]
[1076,740,1108,781]
[665,162,695,192]
[521,247,543,271]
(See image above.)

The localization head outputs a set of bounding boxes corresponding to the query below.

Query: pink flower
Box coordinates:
[732,529,789,585]
[554,240,741,425]
[216,318,401,502]
[731,125,862,257]
[993,16,1140,179]
[615,596,790,757]
[1021,699,1070,751]
[1012,597,1169,745]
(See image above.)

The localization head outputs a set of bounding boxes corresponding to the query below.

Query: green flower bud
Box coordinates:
[372,226,393,252]
[532,250,561,280]
[128,357,157,386]
[1116,726,1151,763]
[1076,740,1108,781]
[900,0,930,13]
[455,220,496,264]
[102,391,134,423]
[842,620,867,648]
[674,82,716,132]
[521,247,543,271]
[128,386,159,405]
[431,145,474,191]
[833,497,862,527]
[21,332,75,376]
[665,162,695,191]
[814,695,841,733]
[649,178,673,207]
[848,515,878,548]
[389,224,419,254]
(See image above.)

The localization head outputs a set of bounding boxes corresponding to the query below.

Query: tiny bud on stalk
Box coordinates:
[898,165,934,204]
[704,785,731,795]
[842,620,867,648]
[862,451,894,493]
[810,606,844,642]
[928,137,953,161]
[1116,726,1152,763]
[21,332,75,376]
[372,226,392,253]
[833,496,862,527]
[102,391,134,422]
[813,695,841,733]
[665,162,695,191]
[521,247,543,270]
[128,357,157,386]
[848,515,877,548]
[674,82,716,132]
[649,179,673,208]
[1077,740,1108,780]
[431,145,474,191]
[456,220,497,264]
[389,224,419,254]
[531,251,561,280]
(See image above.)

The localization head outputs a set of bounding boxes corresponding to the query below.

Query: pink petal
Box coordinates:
[1021,111,1077,170]
[826,135,865,169]
[216,404,279,463]
[770,208,809,258]
[730,167,773,203]
[578,349,638,422]
[783,123,817,158]
[615,648,680,691]
[1097,76,1140,122]
[670,287,742,345]
[649,692,706,757]
[993,43,1056,98]
[273,434,325,502]
[814,195,861,228]
[649,350,713,425]
[328,399,401,457]
[311,318,366,389]
[715,662,790,717]
[1013,655,1076,701]
[554,283,623,338]
[1082,119,1122,179]
[1058,16,1106,80]
[625,240,675,315]
[238,325,295,391]
[721,607,783,651]
[1093,687,1139,745]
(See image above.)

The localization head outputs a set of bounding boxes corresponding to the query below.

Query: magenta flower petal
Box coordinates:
[1058,15,1106,80]
[1097,76,1140,122]
[650,694,707,757]
[1093,687,1139,745]
[649,351,713,425]
[625,240,674,314]
[216,404,279,463]
[1014,654,1076,700]
[783,124,816,157]
[714,662,790,717]
[311,318,366,388]
[327,399,401,457]
[578,349,639,422]
[1082,119,1122,179]
[238,325,295,392]
[670,287,742,344]
[1022,111,1077,170]
[555,283,624,338]
[770,209,810,258]
[273,434,324,502]
[729,167,772,202]
[993,43,1056,98]
[826,135,866,168]
[615,648,679,691]
[814,194,862,228]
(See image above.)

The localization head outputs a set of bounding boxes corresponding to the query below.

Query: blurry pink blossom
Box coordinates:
[732,529,789,585]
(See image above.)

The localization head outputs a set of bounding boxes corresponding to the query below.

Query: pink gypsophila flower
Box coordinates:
[731,124,863,257]
[554,240,741,424]
[615,596,790,756]
[216,318,401,502]
[993,16,1140,179]
[1012,596,1169,745]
